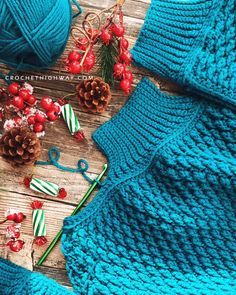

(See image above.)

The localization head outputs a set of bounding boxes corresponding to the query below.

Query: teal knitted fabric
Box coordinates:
[0,257,74,294]
[131,0,236,107]
[60,78,236,294]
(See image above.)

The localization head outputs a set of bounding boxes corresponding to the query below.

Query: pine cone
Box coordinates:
[76,77,111,113]
[0,127,41,166]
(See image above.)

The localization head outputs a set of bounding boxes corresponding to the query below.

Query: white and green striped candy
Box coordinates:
[61,103,80,135]
[30,177,59,197]
[32,209,46,237]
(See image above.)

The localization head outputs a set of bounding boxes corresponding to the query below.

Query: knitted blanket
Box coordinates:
[0,0,236,294]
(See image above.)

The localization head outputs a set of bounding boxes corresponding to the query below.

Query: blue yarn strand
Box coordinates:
[71,0,83,18]
[36,147,94,185]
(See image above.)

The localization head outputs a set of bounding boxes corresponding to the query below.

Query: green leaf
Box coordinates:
[97,37,119,85]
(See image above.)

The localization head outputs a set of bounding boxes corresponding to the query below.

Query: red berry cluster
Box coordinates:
[8,82,36,110]
[66,8,133,94]
[27,111,46,133]
[65,49,96,75]
[1,209,26,252]
[7,224,21,239]
[114,38,133,94]
[6,211,26,223]
[101,21,133,95]
[7,239,25,253]
[3,82,62,136]
[39,96,61,123]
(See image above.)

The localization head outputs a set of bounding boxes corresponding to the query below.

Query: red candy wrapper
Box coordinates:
[6,224,21,239]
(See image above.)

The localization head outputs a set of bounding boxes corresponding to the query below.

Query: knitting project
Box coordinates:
[0,0,236,294]
[61,78,236,294]
[131,0,236,107]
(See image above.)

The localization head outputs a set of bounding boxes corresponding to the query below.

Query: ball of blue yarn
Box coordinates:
[0,0,81,70]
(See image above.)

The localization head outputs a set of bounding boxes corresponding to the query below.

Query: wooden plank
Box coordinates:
[34,265,72,289]
[73,0,150,20]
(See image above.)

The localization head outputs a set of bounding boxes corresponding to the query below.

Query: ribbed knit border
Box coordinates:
[131,0,214,83]
[63,78,205,230]
[131,0,236,107]
[0,258,31,292]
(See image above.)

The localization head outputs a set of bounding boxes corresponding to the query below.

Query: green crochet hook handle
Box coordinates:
[36,164,108,267]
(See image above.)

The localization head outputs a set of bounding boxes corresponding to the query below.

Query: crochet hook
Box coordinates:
[36,164,108,266]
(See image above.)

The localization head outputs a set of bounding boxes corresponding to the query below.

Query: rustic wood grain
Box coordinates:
[0,0,181,288]
[34,265,72,289]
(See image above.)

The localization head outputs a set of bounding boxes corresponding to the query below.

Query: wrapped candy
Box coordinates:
[6,224,21,239]
[7,240,24,252]
[61,103,85,141]
[24,176,67,198]
[31,201,47,246]
[3,212,26,253]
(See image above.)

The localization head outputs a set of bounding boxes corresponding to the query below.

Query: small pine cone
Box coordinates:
[0,127,41,166]
[76,77,111,113]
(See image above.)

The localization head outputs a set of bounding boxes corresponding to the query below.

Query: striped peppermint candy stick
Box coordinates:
[24,177,67,199]
[61,103,85,141]
[30,177,59,197]
[31,201,47,247]
[32,209,46,237]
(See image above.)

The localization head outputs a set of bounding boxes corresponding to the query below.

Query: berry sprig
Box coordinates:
[100,16,133,94]
[1,82,62,137]
[113,35,133,94]
[8,82,36,109]
[66,0,132,95]
[0,209,26,252]
[40,96,61,122]
[0,209,26,224]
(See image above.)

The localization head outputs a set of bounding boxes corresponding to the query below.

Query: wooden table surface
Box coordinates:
[0,0,179,289]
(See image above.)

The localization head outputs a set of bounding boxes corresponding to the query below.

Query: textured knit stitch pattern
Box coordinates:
[131,0,236,107]
[61,78,236,294]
